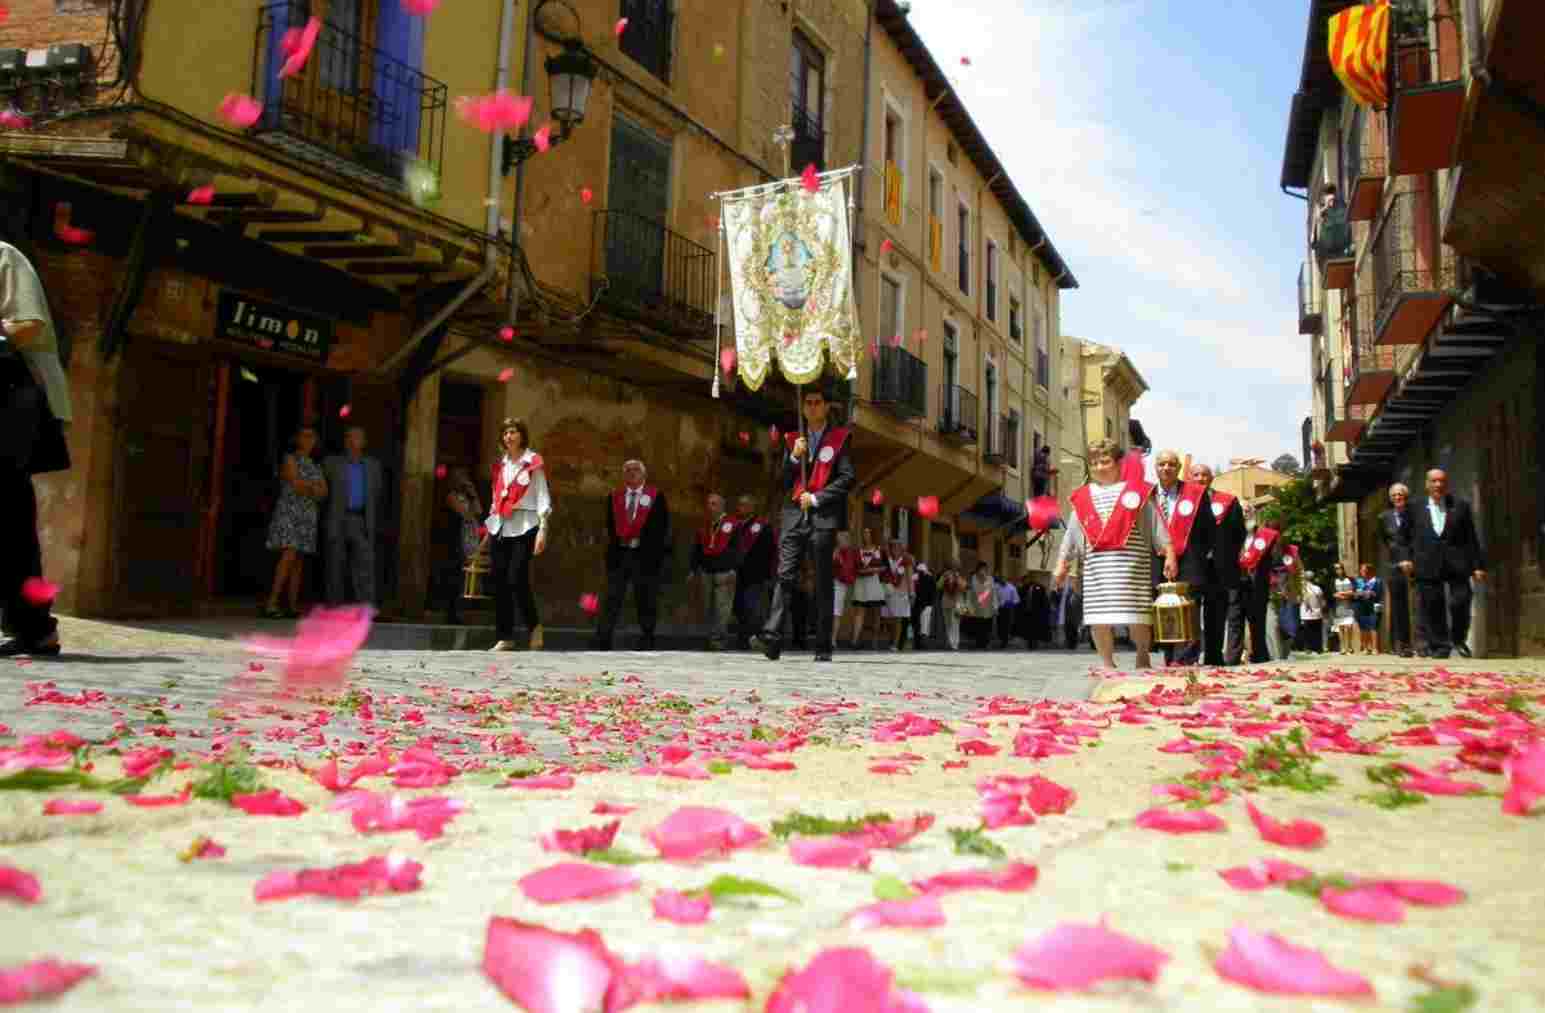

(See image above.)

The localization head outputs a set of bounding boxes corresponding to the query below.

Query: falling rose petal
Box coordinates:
[869,338,880,360]
[231,789,308,816]
[434,464,448,480]
[278,17,321,78]
[482,917,620,1013]
[1027,496,1061,533]
[43,799,103,816]
[338,404,352,419]
[0,108,33,130]
[1013,920,1170,991]
[719,346,737,375]
[217,92,263,128]
[0,960,96,1004]
[0,866,41,904]
[121,745,174,778]
[533,123,553,152]
[800,163,820,194]
[976,588,993,607]
[1373,879,1466,906]
[502,773,575,790]
[1503,741,1545,816]
[913,862,1038,895]
[517,861,639,904]
[737,431,751,445]
[401,0,439,13]
[19,577,59,607]
[579,593,600,615]
[614,16,628,37]
[499,326,515,342]
[769,425,780,445]
[652,889,712,924]
[916,495,939,519]
[498,367,515,383]
[456,91,534,133]
[870,489,885,506]
[1321,885,1405,923]
[888,332,904,348]
[1245,801,1324,849]
[646,805,767,860]
[1217,859,1311,891]
[868,762,912,775]
[580,186,593,205]
[1213,926,1373,997]
[540,820,621,855]
[960,55,972,66]
[790,836,872,870]
[880,238,893,254]
[1135,807,1225,834]
[242,604,373,693]
[255,855,422,902]
[54,224,94,246]
[847,894,944,930]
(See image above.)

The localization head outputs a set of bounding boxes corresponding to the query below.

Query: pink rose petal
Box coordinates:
[517,862,639,904]
[579,593,600,615]
[1013,920,1170,991]
[592,800,635,815]
[765,947,919,1013]
[652,888,712,924]
[330,790,464,840]
[1217,859,1312,891]
[1321,885,1405,923]
[217,92,262,128]
[231,789,307,816]
[1373,879,1466,906]
[483,918,620,1013]
[43,799,103,816]
[401,0,439,14]
[611,955,751,1008]
[800,163,820,194]
[120,746,173,779]
[242,605,373,693]
[0,960,96,1004]
[540,820,621,855]
[278,17,321,78]
[840,813,934,849]
[19,577,58,607]
[254,854,422,902]
[1245,800,1324,849]
[0,866,41,904]
[614,16,628,37]
[847,894,945,930]
[790,836,872,870]
[913,862,1038,895]
[1503,741,1545,816]
[645,805,766,860]
[1135,807,1225,834]
[123,784,191,808]
[1213,925,1374,997]
[533,123,553,152]
[916,495,939,519]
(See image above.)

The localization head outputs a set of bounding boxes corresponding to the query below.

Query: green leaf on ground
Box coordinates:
[1164,861,1193,873]
[947,826,1007,859]
[582,847,654,866]
[1283,873,1355,899]
[750,725,774,741]
[1241,728,1338,792]
[872,875,917,901]
[770,811,893,840]
[1359,763,1429,808]
[706,760,734,775]
[189,754,262,802]
[1410,984,1478,1012]
[893,966,992,996]
[506,763,547,779]
[689,875,798,905]
[0,768,149,795]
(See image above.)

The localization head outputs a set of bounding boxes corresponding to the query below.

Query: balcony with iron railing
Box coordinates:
[1313,204,1354,290]
[619,0,674,82]
[939,384,979,443]
[1036,348,1050,389]
[790,103,824,174]
[984,412,1018,466]
[1343,287,1397,409]
[252,1,447,191]
[871,345,928,419]
[1387,0,1464,175]
[1343,103,1387,223]
[1370,189,1454,346]
[590,210,715,337]
[1298,262,1323,335]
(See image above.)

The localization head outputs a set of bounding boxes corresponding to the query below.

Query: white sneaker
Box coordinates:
[488,640,517,652]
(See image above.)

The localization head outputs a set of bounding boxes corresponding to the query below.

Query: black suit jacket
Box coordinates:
[1377,508,1412,570]
[604,487,671,577]
[1403,496,1485,580]
[1154,483,1216,588]
[1209,498,1248,587]
[779,426,856,531]
[734,518,775,585]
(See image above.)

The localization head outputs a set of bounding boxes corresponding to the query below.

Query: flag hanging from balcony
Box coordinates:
[1328,0,1390,108]
[717,166,861,392]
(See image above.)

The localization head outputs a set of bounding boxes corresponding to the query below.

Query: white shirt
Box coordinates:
[1301,583,1325,621]
[0,242,71,422]
[485,451,551,539]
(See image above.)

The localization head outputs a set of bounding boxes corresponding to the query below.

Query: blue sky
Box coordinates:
[907,0,1313,472]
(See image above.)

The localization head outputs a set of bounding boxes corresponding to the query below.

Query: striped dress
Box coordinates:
[1056,481,1171,626]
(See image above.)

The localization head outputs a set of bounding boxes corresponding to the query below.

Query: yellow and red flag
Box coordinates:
[1328,0,1390,108]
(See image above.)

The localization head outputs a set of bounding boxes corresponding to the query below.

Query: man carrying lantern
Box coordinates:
[1151,449,1215,666]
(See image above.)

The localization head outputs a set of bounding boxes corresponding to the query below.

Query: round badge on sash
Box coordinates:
[721,522,734,534]
[1253,537,1266,551]
[639,495,652,507]
[1120,491,1141,510]
[751,523,762,534]
[1178,500,1194,517]
[1211,502,1225,517]
[516,471,531,487]
[818,446,835,463]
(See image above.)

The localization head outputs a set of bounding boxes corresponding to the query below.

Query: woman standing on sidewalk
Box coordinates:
[937,562,964,650]
[484,418,550,651]
[1331,561,1358,655]
[850,527,885,650]
[263,426,328,619]
[1355,562,1382,655]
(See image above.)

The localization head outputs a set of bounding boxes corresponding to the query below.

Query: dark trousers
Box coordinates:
[0,466,55,645]
[1417,577,1473,656]
[1222,586,1253,665]
[1243,569,1271,663]
[1301,618,1324,652]
[1201,589,1228,665]
[907,600,930,647]
[734,579,766,645]
[598,549,660,642]
[1385,568,1414,650]
[763,522,836,652]
[490,529,541,638]
[789,589,810,647]
[995,609,1014,647]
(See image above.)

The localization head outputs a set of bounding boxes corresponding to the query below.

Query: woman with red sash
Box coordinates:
[850,527,886,650]
[1053,438,1177,670]
[483,418,550,651]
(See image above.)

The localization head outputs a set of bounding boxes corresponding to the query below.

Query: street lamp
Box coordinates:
[502,36,597,175]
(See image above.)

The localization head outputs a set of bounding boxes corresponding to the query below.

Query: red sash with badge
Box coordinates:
[698,515,737,557]
[736,517,767,554]
[1208,489,1238,523]
[612,485,658,543]
[1239,526,1280,574]
[1163,481,1207,556]
[491,453,543,518]
[1070,481,1156,552]
[792,426,852,503]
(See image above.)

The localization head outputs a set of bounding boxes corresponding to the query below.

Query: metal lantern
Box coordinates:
[1151,581,1200,644]
[462,541,492,600]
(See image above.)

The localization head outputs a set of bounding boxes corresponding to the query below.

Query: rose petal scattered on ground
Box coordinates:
[331,791,463,840]
[592,800,636,815]
[765,947,917,1013]
[1372,879,1466,906]
[482,918,619,1013]
[180,837,226,861]
[612,954,751,1007]
[847,894,945,930]
[1321,884,1405,923]
[123,785,191,808]
[231,789,308,816]
[540,820,621,855]
[255,855,422,902]
[840,813,934,849]
[0,866,41,904]
[0,960,96,1004]
[1217,858,1312,891]
[1012,920,1169,991]
[1135,807,1225,834]
[502,773,576,790]
[1245,800,1324,849]
[652,889,712,924]
[645,806,766,860]
[1503,741,1545,815]
[913,862,1038,895]
[1213,925,1374,997]
[42,799,103,816]
[790,836,871,870]
[517,862,639,904]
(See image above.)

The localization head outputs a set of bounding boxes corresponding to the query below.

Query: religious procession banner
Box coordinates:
[1328,0,1390,108]
[719,171,860,392]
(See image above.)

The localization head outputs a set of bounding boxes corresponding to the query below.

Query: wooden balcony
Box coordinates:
[1298,262,1322,335]
[1326,404,1372,442]
[1370,190,1454,346]
[1343,105,1387,223]
[1387,5,1465,175]
[1314,205,1354,290]
[1343,291,1396,407]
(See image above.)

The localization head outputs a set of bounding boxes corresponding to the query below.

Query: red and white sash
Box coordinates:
[1240,526,1281,573]
[735,517,767,553]
[880,553,912,586]
[1161,481,1207,557]
[491,452,543,518]
[792,426,851,503]
[698,515,737,558]
[612,485,658,543]
[1070,481,1156,552]
[1209,489,1239,523]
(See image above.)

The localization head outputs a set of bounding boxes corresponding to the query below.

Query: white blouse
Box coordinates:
[486,451,552,539]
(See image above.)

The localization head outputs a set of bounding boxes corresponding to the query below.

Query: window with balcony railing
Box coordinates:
[985,242,998,322]
[871,345,927,418]
[620,0,673,82]
[1009,297,1022,342]
[789,31,824,173]
[592,210,715,336]
[957,203,970,294]
[1002,411,1020,469]
[939,383,978,442]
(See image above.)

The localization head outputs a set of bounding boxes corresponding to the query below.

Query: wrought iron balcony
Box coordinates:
[1343,290,1397,408]
[1313,204,1354,290]
[984,412,1017,466]
[1298,262,1322,335]
[871,345,927,419]
[790,103,824,174]
[938,383,978,443]
[1035,348,1050,389]
[252,1,447,190]
[591,210,715,337]
[1388,0,1463,175]
[1343,104,1387,223]
[1370,190,1454,346]
[619,0,673,82]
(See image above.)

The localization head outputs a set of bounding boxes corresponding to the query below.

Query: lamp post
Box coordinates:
[501,5,597,176]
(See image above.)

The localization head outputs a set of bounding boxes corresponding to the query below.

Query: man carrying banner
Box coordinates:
[593,459,671,651]
[1190,462,1245,666]
[756,382,854,662]
[1152,449,1214,665]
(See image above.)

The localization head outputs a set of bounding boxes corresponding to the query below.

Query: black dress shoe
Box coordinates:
[590,637,613,651]
[1430,650,1451,659]
[755,634,782,661]
[0,636,61,658]
[638,636,657,651]
[1455,644,1472,658]
[813,651,832,662]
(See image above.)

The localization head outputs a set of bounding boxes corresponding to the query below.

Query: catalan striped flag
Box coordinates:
[1328,0,1390,108]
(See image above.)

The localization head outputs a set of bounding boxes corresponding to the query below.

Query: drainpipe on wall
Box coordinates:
[507,0,540,335]
[851,0,875,424]
[378,0,518,374]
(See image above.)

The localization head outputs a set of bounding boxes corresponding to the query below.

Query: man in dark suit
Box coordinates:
[322,426,385,605]
[1190,463,1245,666]
[1152,450,1215,664]
[594,458,671,650]
[731,494,774,650]
[1399,468,1486,659]
[1377,482,1418,657]
[757,383,855,662]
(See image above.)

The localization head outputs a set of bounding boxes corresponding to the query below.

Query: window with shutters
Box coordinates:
[619,0,673,82]
[927,168,944,272]
[1009,296,1022,342]
[790,31,825,172]
[880,274,902,344]
[1034,300,1049,388]
[956,198,970,295]
[985,241,999,322]
[882,98,906,226]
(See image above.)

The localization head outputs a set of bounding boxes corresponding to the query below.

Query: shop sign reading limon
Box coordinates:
[216,291,333,362]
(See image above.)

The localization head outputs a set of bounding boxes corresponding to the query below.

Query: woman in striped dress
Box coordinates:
[1053,438,1177,669]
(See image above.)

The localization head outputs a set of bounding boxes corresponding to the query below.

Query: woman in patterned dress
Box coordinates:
[263,426,328,619]
[1053,438,1177,669]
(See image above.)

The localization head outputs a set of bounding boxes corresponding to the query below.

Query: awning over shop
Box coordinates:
[957,491,1027,535]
